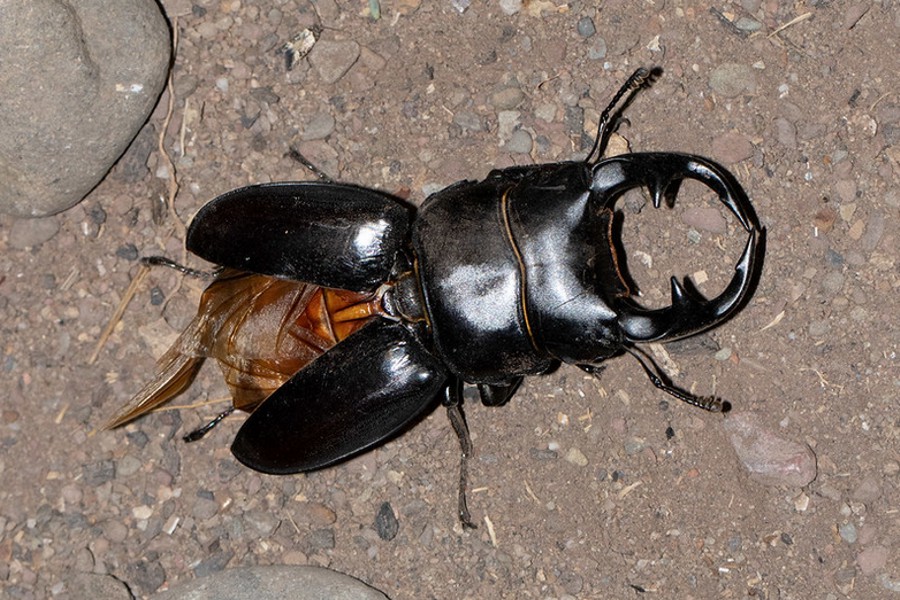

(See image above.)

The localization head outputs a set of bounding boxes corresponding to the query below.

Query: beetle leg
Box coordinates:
[286,146,333,182]
[182,407,235,442]
[443,379,477,529]
[140,255,219,279]
[476,379,523,407]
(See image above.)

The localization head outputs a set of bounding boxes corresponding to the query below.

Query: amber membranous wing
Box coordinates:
[105,269,382,429]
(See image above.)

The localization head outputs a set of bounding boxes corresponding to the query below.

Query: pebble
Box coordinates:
[723,413,817,487]
[155,566,389,600]
[577,16,596,37]
[774,117,797,148]
[8,217,60,249]
[708,63,756,97]
[857,545,888,575]
[375,502,399,541]
[851,475,882,503]
[565,447,589,466]
[587,37,608,60]
[499,0,522,16]
[712,132,754,164]
[308,40,360,84]
[453,110,484,132]
[682,207,728,234]
[623,437,646,455]
[843,3,871,29]
[490,86,525,110]
[839,522,858,544]
[299,112,336,141]
[504,129,533,154]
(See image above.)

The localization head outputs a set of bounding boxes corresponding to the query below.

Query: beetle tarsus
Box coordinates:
[287,146,333,182]
[183,408,235,442]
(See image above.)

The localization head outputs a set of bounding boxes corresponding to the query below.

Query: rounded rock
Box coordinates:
[0,0,171,216]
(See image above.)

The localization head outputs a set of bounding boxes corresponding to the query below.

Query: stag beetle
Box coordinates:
[108,69,764,526]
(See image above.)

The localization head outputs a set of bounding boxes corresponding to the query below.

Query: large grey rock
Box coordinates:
[152,566,390,600]
[0,0,171,217]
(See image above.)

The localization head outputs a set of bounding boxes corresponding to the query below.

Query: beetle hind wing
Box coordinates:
[231,318,447,474]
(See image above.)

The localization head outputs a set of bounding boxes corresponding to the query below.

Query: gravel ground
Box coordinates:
[2,1,899,598]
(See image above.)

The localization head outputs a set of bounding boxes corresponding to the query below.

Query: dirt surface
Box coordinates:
[2,1,899,598]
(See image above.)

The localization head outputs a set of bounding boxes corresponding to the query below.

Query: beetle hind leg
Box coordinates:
[443,379,477,529]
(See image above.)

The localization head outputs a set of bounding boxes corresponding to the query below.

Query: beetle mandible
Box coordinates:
[108,68,764,526]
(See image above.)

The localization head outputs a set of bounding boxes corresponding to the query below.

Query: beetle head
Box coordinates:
[590,152,764,344]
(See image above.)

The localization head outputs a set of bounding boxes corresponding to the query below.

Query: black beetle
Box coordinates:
[108,69,763,525]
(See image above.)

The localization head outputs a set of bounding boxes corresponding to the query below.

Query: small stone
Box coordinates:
[623,438,645,455]
[709,63,756,97]
[308,40,360,84]
[576,16,596,37]
[774,117,797,148]
[723,413,817,487]
[499,0,522,15]
[8,217,60,249]
[682,207,728,234]
[712,132,754,164]
[587,37,607,60]
[851,476,882,503]
[843,3,870,29]
[132,505,153,520]
[490,86,525,110]
[565,447,589,466]
[839,522,858,544]
[453,111,483,132]
[857,545,888,575]
[504,129,533,154]
[299,112,335,141]
[835,179,857,203]
[375,502,399,541]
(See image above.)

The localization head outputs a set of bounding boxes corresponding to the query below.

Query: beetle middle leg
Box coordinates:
[140,255,219,279]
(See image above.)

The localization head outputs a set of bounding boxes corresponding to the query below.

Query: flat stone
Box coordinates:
[723,412,817,488]
[309,40,360,84]
[0,0,171,216]
[709,63,757,98]
[153,566,389,600]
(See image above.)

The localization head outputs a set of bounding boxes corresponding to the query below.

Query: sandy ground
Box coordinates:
[2,1,899,598]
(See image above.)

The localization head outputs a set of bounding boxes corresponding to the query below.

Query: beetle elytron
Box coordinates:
[108,68,764,525]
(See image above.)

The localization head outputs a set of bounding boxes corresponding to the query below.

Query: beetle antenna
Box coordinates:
[624,346,730,413]
[585,67,658,165]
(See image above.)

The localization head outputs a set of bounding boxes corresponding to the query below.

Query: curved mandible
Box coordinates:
[589,152,765,343]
